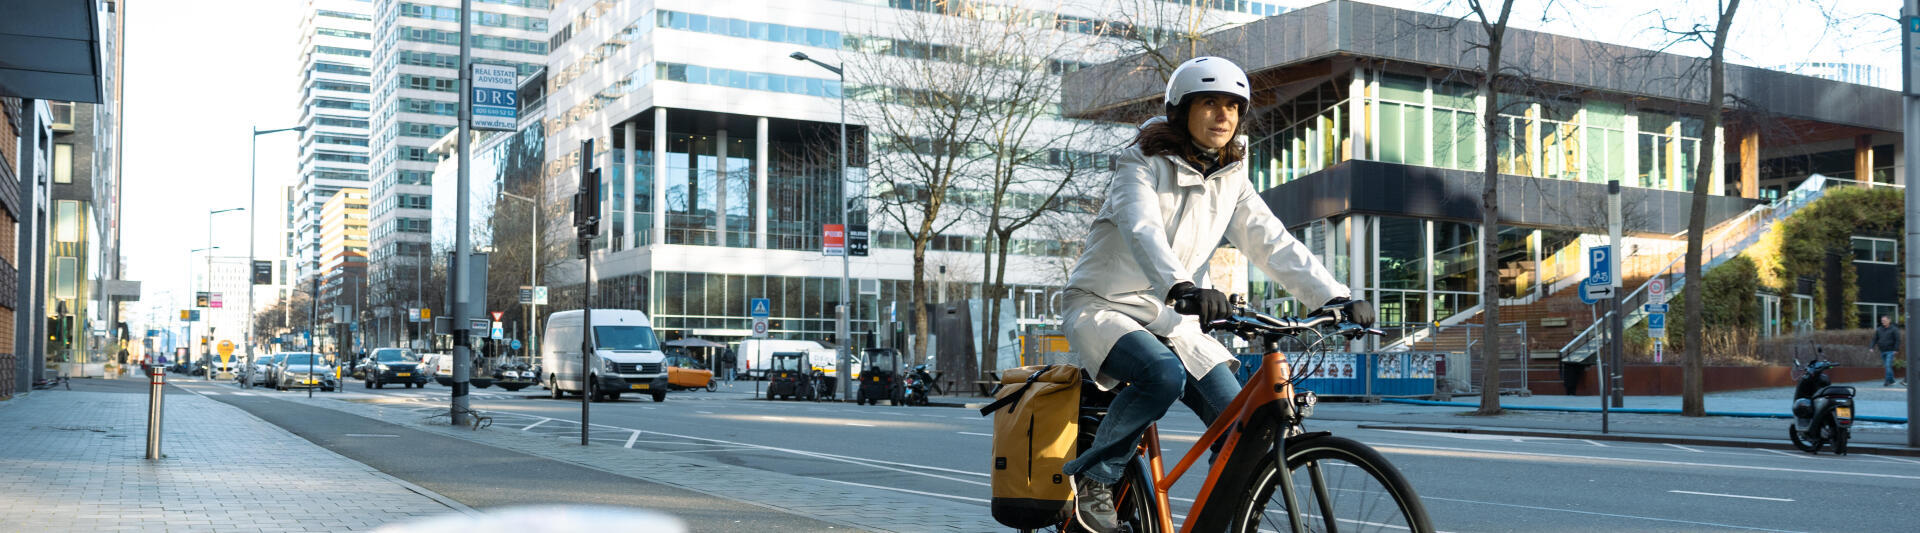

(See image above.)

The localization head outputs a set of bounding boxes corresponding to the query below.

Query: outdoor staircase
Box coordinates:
[1555,174,1853,363]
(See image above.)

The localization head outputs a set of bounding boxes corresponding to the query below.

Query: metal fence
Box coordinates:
[1379,321,1530,396]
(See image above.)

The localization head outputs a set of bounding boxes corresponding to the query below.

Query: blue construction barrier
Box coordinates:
[1235,352,1438,398]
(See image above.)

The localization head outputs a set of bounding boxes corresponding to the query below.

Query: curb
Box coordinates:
[1381,398,1911,424]
[1358,423,1920,457]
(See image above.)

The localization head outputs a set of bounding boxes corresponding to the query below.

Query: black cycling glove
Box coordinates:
[1320,296,1376,327]
[1168,281,1231,325]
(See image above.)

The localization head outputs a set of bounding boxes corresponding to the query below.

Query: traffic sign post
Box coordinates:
[1579,280,1614,304]
[750,297,770,339]
[1587,245,1613,287]
[1648,277,1667,305]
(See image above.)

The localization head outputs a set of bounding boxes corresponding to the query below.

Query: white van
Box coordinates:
[541,309,669,402]
[736,338,857,380]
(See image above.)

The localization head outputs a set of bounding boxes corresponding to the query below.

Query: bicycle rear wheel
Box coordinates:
[1234,434,1431,533]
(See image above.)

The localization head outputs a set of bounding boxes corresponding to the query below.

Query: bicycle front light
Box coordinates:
[1293,391,1318,418]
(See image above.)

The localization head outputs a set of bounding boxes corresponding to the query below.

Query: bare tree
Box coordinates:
[964,13,1122,379]
[1454,0,1520,416]
[847,7,1005,366]
[1100,0,1235,80]
[1662,0,1743,417]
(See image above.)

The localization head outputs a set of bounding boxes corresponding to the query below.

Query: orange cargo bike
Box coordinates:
[1033,299,1433,533]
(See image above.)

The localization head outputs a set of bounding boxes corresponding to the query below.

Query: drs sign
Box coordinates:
[471,63,519,131]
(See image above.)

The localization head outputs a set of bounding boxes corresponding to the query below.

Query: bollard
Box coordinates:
[146,365,165,459]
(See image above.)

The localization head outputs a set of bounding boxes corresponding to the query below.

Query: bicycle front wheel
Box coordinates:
[1234,435,1432,533]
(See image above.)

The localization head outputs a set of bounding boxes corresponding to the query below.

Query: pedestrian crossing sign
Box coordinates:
[750,298,770,318]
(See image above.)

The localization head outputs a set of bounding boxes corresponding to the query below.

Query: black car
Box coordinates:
[362,348,429,389]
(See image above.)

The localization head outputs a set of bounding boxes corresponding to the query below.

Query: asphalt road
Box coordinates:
[193,378,1920,532]
[186,379,845,532]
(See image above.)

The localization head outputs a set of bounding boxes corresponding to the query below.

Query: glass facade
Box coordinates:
[1248,71,1714,193]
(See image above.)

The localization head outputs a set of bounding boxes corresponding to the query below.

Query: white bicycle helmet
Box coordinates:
[1164,56,1250,117]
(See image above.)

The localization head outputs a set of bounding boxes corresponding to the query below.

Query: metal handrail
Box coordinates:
[1556,174,1834,358]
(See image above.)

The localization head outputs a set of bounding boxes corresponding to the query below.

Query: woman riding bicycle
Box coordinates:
[1059,56,1373,533]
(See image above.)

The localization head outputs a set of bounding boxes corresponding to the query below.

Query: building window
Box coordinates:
[55,200,80,243]
[50,102,75,131]
[53,144,73,183]
[1858,302,1899,330]
[55,257,77,299]
[1852,236,1897,264]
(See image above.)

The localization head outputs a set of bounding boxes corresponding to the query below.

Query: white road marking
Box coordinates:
[345,434,399,438]
[624,430,641,449]
[1663,443,1703,453]
[958,431,993,437]
[760,415,784,420]
[1414,492,1803,532]
[845,423,875,427]
[200,391,221,395]
[521,418,549,431]
[1668,490,1794,502]
[1755,448,1806,459]
[696,411,713,414]
[1867,454,1920,465]
[1582,439,1609,447]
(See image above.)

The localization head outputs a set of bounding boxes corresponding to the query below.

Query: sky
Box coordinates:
[113,0,1903,332]
[120,0,304,330]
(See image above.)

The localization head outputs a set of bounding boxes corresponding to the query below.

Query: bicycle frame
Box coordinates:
[1133,348,1306,533]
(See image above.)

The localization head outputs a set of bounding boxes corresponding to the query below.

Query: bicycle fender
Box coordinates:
[1283,431,1331,447]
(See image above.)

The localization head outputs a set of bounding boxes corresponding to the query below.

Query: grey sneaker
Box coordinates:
[1075,477,1119,533]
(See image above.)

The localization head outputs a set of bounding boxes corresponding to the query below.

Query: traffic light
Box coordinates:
[573,138,601,242]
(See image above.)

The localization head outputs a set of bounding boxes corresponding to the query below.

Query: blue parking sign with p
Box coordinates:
[750,298,771,318]
[1588,245,1612,286]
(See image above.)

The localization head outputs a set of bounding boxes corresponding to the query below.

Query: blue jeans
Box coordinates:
[1884,351,1898,385]
[1062,331,1242,485]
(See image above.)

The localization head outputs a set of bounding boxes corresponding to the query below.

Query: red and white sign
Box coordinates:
[822,224,846,256]
[1648,278,1667,305]
[210,293,223,309]
[491,310,504,321]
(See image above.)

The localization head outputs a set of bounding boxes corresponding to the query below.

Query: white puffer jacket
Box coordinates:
[1062,119,1349,389]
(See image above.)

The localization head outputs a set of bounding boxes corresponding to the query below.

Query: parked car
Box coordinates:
[664,353,716,392]
[541,309,668,402]
[240,354,274,387]
[273,352,336,391]
[362,348,429,389]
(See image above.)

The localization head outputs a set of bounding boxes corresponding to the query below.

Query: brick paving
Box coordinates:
[0,385,462,532]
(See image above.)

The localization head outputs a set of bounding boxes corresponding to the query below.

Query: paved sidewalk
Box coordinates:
[0,377,462,532]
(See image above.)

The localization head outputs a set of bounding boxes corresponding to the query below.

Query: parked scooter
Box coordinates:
[1789,354,1855,455]
[902,364,932,406]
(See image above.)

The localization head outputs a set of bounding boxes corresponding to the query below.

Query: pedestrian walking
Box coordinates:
[722,348,737,383]
[1873,315,1902,386]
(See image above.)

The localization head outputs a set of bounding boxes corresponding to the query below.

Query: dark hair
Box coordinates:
[1131,101,1245,171]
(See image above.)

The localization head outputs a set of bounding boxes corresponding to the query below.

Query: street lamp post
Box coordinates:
[249,125,305,382]
[186,245,219,379]
[500,191,539,368]
[790,51,854,402]
[206,208,244,380]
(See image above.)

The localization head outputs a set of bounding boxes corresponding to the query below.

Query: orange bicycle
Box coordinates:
[1041,299,1433,533]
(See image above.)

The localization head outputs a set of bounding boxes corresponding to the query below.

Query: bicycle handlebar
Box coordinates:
[1188,294,1383,340]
